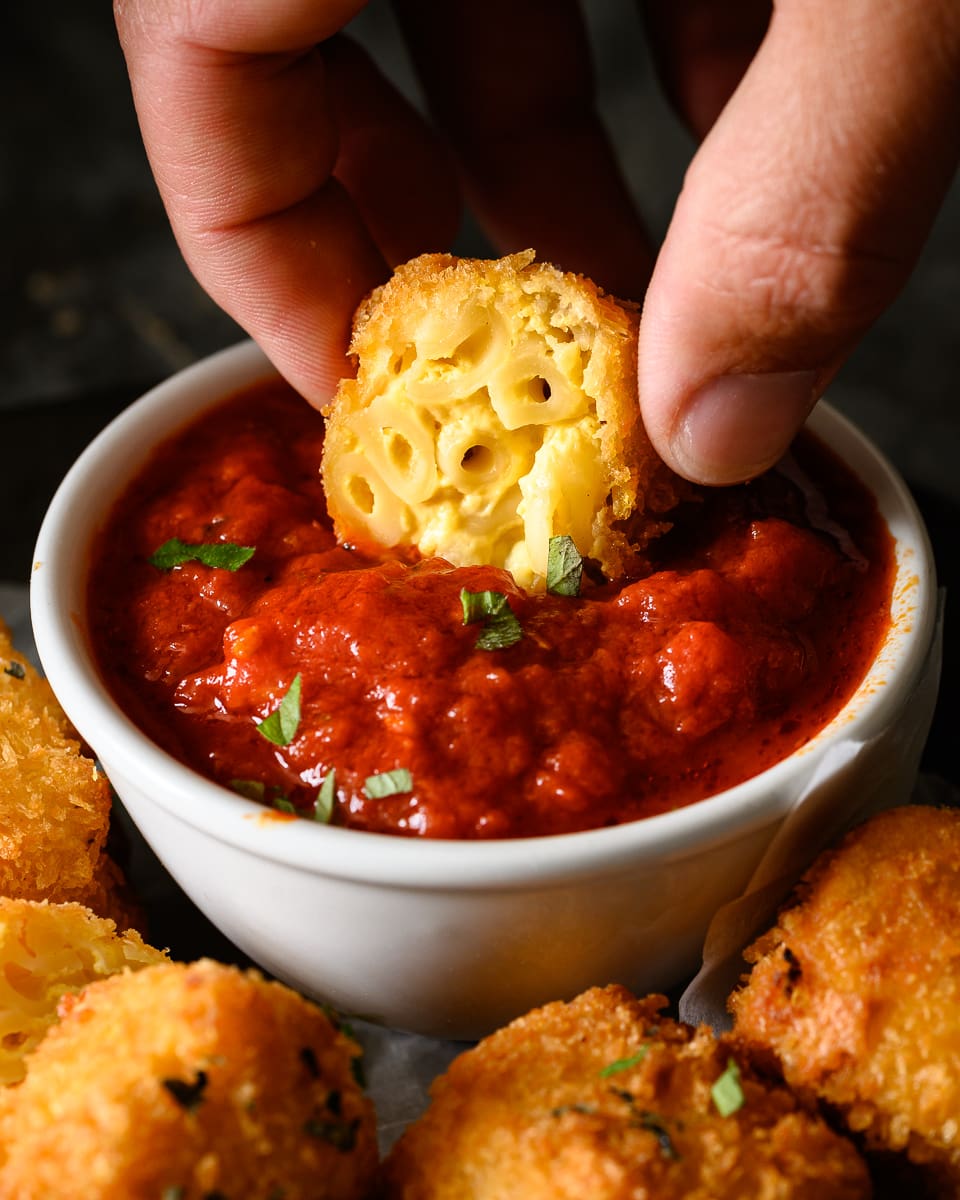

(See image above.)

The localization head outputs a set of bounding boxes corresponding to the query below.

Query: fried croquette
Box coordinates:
[0,958,377,1200]
[729,804,960,1194]
[0,897,166,1085]
[0,619,130,919]
[321,251,684,589]
[381,984,870,1199]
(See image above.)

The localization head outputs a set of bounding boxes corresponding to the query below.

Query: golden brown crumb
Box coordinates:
[381,984,870,1199]
[322,251,684,589]
[0,618,123,910]
[0,959,377,1199]
[730,804,960,1196]
[0,897,166,1085]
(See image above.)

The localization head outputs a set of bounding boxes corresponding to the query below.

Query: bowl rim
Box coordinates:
[30,339,938,889]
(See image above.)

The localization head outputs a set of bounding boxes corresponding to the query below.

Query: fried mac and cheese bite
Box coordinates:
[729,805,960,1194]
[0,619,134,923]
[0,958,377,1200]
[381,985,870,1199]
[321,251,683,589]
[0,897,166,1085]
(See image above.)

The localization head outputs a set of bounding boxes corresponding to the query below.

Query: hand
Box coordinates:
[115,1,960,485]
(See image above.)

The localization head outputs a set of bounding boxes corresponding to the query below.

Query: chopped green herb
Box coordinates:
[364,768,413,799]
[550,1102,596,1117]
[303,1114,360,1152]
[711,1058,745,1117]
[272,794,296,815]
[161,1188,185,1200]
[299,1046,320,1078]
[546,535,583,597]
[460,587,523,651]
[599,1046,649,1078]
[314,770,336,823]
[636,1111,678,1160]
[162,1070,208,1112]
[230,779,266,803]
[148,537,255,572]
[3,661,26,680]
[257,673,302,746]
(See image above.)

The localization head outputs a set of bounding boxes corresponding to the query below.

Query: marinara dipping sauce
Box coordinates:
[88,380,894,839]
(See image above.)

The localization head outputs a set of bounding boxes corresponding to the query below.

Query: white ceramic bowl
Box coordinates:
[31,341,939,1039]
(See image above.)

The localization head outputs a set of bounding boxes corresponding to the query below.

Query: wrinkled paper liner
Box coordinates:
[5,585,949,1153]
[679,589,946,1031]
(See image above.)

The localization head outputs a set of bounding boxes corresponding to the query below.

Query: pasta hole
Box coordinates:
[460,445,494,474]
[526,376,552,403]
[390,345,417,374]
[383,429,413,473]
[445,323,492,366]
[347,476,375,516]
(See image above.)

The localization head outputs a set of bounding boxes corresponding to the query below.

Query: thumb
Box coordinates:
[638,0,960,485]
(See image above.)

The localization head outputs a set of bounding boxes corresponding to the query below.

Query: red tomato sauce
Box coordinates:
[88,379,894,839]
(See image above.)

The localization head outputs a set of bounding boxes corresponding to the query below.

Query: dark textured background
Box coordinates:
[3,1,958,772]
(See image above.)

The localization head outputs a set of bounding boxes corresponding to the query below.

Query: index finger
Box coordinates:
[114,0,388,404]
[393,0,653,299]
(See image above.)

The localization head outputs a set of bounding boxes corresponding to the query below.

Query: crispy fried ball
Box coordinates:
[0,897,166,1085]
[0,959,377,1200]
[322,251,684,589]
[0,620,132,920]
[729,804,960,1195]
[381,985,870,1199]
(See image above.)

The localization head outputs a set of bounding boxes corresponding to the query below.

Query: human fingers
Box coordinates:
[638,0,960,484]
[392,0,653,299]
[323,36,460,268]
[641,0,771,137]
[115,1,454,406]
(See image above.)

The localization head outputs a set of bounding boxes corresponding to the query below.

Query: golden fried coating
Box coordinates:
[729,805,960,1194]
[0,897,166,1085]
[0,959,377,1200]
[322,251,683,589]
[381,985,870,1199]
[0,619,129,918]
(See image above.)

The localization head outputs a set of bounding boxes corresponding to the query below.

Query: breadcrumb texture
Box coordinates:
[322,251,683,589]
[0,897,166,1085]
[0,619,132,922]
[381,984,869,1199]
[0,958,377,1200]
[730,804,960,1195]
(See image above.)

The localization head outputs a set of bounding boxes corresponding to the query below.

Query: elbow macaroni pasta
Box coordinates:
[322,251,682,589]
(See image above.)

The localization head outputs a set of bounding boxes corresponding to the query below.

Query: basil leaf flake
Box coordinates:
[314,770,337,823]
[149,537,255,572]
[3,661,26,680]
[257,673,303,746]
[711,1058,745,1117]
[546,534,583,597]
[363,768,413,799]
[599,1046,649,1078]
[460,587,523,651]
[162,1070,208,1112]
[230,779,266,803]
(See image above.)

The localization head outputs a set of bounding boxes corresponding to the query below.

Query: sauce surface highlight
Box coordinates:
[88,380,894,839]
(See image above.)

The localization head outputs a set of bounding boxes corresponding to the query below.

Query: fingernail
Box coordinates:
[670,371,819,485]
